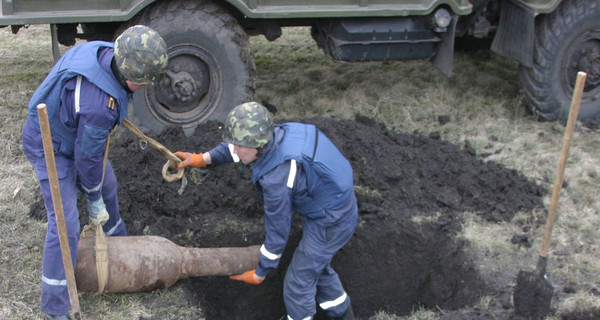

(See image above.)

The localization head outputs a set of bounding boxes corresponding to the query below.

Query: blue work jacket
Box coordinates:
[209,123,356,277]
[25,41,131,203]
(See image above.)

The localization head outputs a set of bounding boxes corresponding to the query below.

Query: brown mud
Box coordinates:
[29,115,600,320]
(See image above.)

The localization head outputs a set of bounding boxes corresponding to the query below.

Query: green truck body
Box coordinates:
[0,0,564,22]
[1,0,597,133]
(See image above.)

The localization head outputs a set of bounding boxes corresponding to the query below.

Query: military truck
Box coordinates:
[1,0,598,134]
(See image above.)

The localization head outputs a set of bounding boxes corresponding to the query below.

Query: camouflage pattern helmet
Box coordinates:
[223,102,274,148]
[114,25,168,85]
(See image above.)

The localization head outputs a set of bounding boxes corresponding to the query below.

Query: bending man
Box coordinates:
[175,102,357,320]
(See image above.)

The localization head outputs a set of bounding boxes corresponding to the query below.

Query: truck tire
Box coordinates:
[127,0,255,135]
[519,0,600,122]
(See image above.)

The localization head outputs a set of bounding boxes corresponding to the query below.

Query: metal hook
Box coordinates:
[138,139,148,150]
[178,175,188,195]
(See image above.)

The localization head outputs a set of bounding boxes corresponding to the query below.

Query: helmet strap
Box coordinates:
[254,131,274,159]
[111,58,133,93]
[255,145,267,159]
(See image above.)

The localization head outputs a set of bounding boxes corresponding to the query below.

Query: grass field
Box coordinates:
[0,24,599,319]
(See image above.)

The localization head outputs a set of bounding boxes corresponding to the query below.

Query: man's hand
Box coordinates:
[174,151,206,169]
[87,198,109,226]
[229,269,264,284]
[90,208,109,226]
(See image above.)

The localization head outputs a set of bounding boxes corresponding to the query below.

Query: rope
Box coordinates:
[121,119,185,182]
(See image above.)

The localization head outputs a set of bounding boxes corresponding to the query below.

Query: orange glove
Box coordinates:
[174,151,206,169]
[229,269,264,285]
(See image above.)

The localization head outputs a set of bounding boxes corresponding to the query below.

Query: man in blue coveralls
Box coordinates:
[21,25,168,320]
[174,102,357,320]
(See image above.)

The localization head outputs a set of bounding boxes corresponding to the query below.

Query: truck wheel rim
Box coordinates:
[563,30,600,104]
[144,44,221,126]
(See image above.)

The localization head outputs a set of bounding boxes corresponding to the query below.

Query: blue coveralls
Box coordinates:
[209,123,358,320]
[21,41,130,316]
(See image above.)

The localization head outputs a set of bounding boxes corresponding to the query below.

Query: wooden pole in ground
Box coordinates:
[37,103,81,319]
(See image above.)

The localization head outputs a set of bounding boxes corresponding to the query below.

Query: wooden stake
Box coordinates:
[37,104,81,319]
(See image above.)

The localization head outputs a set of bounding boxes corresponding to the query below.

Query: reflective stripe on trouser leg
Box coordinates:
[38,157,80,316]
[287,315,313,320]
[316,267,350,317]
[283,216,355,320]
[284,247,319,320]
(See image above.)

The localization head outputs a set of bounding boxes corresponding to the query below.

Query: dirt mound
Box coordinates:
[30,116,547,319]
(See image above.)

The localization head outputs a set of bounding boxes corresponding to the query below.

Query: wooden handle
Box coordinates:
[37,104,81,319]
[121,119,181,163]
[540,71,587,257]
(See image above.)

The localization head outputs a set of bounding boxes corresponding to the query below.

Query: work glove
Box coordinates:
[174,151,206,169]
[80,197,109,239]
[90,208,109,226]
[229,269,264,285]
[87,198,109,226]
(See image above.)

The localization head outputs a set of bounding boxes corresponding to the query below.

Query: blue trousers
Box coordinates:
[283,207,358,320]
[22,122,127,315]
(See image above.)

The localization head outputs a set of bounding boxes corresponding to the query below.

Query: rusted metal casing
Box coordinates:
[75,235,260,293]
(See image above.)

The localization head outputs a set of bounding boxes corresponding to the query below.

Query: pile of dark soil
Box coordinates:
[36,115,600,319]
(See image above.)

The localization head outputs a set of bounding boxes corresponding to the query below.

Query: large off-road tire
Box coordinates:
[519,0,600,122]
[127,0,256,135]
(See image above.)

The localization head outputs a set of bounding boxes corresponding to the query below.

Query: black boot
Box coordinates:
[332,305,355,320]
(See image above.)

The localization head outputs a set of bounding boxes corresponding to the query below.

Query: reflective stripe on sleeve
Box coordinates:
[82,183,102,193]
[286,159,297,188]
[74,75,82,113]
[228,143,240,162]
[319,291,348,310]
[260,244,282,261]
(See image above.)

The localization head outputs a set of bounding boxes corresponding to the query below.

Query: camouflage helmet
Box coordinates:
[223,102,274,148]
[114,25,168,85]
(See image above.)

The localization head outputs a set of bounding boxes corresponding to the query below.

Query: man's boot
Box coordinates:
[44,313,71,320]
[332,305,355,320]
